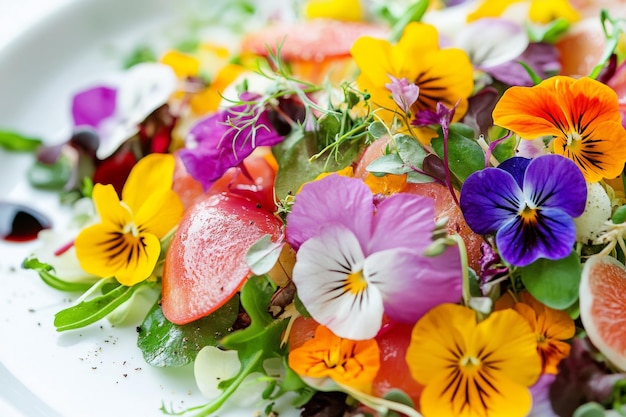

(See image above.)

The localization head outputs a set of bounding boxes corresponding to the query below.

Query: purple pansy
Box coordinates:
[460,154,587,267]
[178,92,284,190]
[286,174,463,340]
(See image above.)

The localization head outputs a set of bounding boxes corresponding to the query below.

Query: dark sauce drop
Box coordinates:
[0,202,52,242]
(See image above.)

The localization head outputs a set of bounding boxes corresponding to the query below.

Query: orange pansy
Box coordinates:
[493,76,626,182]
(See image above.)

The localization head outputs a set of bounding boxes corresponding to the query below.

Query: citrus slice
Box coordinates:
[161,193,283,325]
[579,255,626,371]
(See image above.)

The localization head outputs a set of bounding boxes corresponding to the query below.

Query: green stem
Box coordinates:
[449,234,470,306]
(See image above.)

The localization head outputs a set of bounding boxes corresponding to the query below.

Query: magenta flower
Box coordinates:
[460,154,587,267]
[178,92,284,190]
[286,174,463,340]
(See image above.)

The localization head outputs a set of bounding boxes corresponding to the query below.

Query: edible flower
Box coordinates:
[288,324,380,393]
[496,291,575,374]
[178,92,284,189]
[72,63,177,160]
[74,153,184,286]
[303,0,364,21]
[492,76,626,182]
[467,0,580,24]
[350,22,473,143]
[406,303,542,417]
[460,154,587,267]
[286,174,462,340]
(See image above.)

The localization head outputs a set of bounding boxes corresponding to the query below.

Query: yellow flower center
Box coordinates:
[122,221,140,237]
[519,205,538,224]
[459,355,482,374]
[344,270,368,294]
[566,130,582,147]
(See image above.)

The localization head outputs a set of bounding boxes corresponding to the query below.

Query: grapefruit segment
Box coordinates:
[162,193,283,325]
[579,255,626,371]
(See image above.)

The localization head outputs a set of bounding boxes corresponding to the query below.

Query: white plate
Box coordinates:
[0,1,298,416]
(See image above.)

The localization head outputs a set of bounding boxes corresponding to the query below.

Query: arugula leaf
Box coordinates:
[170,276,289,416]
[137,295,239,367]
[22,257,95,292]
[0,130,42,151]
[521,251,581,310]
[54,283,143,331]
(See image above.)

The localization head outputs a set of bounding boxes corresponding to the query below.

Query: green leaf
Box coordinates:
[123,45,157,69]
[613,205,626,224]
[521,251,581,310]
[366,153,411,176]
[173,276,289,417]
[368,121,388,139]
[273,131,360,201]
[389,0,429,42]
[22,257,95,292]
[0,130,42,151]
[491,135,516,163]
[54,283,140,331]
[517,61,543,86]
[137,295,239,367]
[527,18,570,43]
[431,123,484,182]
[27,154,72,190]
[245,235,284,275]
[572,402,606,417]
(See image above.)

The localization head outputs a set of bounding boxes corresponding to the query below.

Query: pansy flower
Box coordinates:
[72,63,178,160]
[288,325,380,393]
[406,303,542,417]
[75,153,184,286]
[496,291,575,374]
[460,154,587,267]
[350,22,474,143]
[286,174,462,340]
[178,92,285,190]
[492,76,626,182]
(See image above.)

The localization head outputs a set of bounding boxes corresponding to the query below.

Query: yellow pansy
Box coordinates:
[350,22,474,144]
[406,303,541,417]
[75,154,184,286]
[288,324,380,393]
[467,0,580,24]
[304,0,363,21]
[496,291,575,374]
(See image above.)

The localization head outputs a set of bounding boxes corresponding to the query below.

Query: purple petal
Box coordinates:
[368,193,436,254]
[286,175,373,250]
[487,43,561,87]
[370,246,462,322]
[496,207,576,266]
[460,168,523,235]
[180,101,283,189]
[498,156,531,189]
[72,86,117,128]
[528,374,558,417]
[385,75,419,114]
[524,155,587,217]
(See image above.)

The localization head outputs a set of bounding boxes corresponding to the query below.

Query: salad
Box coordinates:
[4,0,626,416]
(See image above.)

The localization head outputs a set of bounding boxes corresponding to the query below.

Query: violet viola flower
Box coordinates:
[460,154,587,267]
[179,92,284,190]
[286,174,463,340]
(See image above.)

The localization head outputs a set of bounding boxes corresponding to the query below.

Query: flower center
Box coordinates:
[344,270,368,295]
[459,355,481,374]
[566,130,582,147]
[122,221,140,237]
[519,205,538,224]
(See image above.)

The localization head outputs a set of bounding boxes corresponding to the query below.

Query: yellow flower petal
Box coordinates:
[91,183,131,226]
[134,189,184,239]
[528,0,580,24]
[122,153,177,214]
[160,50,200,78]
[407,304,541,417]
[190,63,245,115]
[304,0,364,21]
[75,225,161,286]
[467,0,521,22]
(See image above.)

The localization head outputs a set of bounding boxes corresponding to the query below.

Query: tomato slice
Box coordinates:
[161,193,283,325]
